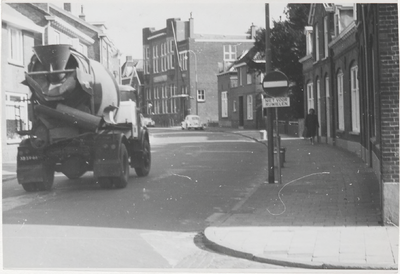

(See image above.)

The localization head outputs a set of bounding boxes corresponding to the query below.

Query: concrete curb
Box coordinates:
[202,229,398,270]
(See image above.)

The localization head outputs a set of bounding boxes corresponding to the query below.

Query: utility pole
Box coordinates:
[265,4,274,184]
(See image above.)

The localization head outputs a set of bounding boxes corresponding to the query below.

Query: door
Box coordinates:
[238,96,244,127]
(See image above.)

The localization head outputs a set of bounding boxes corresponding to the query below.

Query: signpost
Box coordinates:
[262,70,289,184]
[262,97,290,108]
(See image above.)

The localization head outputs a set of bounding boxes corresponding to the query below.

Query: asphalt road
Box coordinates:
[3,128,286,271]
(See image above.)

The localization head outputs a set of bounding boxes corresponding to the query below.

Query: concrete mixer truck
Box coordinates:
[16,44,151,191]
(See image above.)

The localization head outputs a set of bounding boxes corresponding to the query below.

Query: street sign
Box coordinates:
[262,70,289,97]
[262,97,290,108]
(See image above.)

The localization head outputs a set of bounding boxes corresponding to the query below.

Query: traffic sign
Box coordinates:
[262,70,289,97]
[262,97,290,108]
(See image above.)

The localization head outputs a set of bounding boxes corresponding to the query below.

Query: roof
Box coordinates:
[232,46,265,70]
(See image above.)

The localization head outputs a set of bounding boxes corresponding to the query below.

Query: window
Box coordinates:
[307,82,314,110]
[197,90,205,102]
[305,26,313,56]
[79,43,87,56]
[170,54,174,69]
[54,30,60,44]
[350,65,360,133]
[172,85,176,113]
[324,16,329,58]
[238,67,243,86]
[247,72,252,85]
[223,45,237,61]
[166,55,170,70]
[179,52,187,71]
[230,76,238,88]
[247,95,253,120]
[233,100,237,112]
[6,92,29,144]
[221,91,228,117]
[8,27,23,65]
[334,12,339,36]
[337,70,344,130]
[153,45,158,57]
[315,24,319,61]
[325,76,331,137]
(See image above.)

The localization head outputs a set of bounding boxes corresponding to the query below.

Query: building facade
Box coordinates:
[300,3,399,225]
[217,48,266,129]
[2,4,44,163]
[142,17,255,126]
[2,2,121,163]
[357,4,399,225]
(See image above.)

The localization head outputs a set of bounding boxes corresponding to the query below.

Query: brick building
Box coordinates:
[357,4,399,225]
[2,3,121,163]
[217,47,266,129]
[300,3,399,225]
[142,17,255,126]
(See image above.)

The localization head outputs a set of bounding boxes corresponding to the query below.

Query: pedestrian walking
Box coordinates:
[304,108,319,145]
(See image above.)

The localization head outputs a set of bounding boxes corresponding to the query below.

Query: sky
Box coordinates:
[74,0,289,60]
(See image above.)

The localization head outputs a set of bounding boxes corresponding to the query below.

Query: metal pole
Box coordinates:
[275,107,282,184]
[186,50,198,115]
[265,4,274,184]
[193,51,198,115]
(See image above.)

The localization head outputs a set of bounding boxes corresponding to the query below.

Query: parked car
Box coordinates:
[142,116,155,127]
[181,115,205,130]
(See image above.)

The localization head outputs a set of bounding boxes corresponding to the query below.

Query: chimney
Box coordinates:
[64,3,71,12]
[79,5,86,21]
[250,23,256,39]
[189,13,194,38]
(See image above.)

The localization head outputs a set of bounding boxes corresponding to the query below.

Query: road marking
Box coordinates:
[197,150,254,153]
[3,196,36,211]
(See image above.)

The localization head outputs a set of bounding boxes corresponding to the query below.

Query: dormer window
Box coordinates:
[334,4,354,37]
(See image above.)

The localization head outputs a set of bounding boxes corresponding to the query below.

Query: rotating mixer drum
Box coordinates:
[26,44,120,117]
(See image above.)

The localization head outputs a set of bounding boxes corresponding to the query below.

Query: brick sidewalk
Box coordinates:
[203,129,398,269]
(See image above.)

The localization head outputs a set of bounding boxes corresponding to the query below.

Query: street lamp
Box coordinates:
[183,49,198,115]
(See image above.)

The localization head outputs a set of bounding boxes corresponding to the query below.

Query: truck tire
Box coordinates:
[36,162,55,191]
[22,183,38,192]
[113,144,129,188]
[135,138,151,177]
[98,177,114,189]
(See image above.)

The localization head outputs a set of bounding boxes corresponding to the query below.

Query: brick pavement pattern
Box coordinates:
[204,129,398,270]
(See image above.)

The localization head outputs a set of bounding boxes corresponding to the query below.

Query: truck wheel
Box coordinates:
[135,139,151,177]
[22,183,38,192]
[113,144,129,188]
[98,177,114,189]
[64,173,84,180]
[36,162,55,191]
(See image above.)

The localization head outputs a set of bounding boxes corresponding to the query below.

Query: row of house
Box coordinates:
[155,3,398,226]
[2,2,121,162]
[300,3,399,225]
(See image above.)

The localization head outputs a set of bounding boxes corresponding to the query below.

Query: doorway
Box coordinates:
[239,96,244,127]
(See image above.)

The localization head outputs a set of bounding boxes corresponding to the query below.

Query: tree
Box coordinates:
[253,4,310,119]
